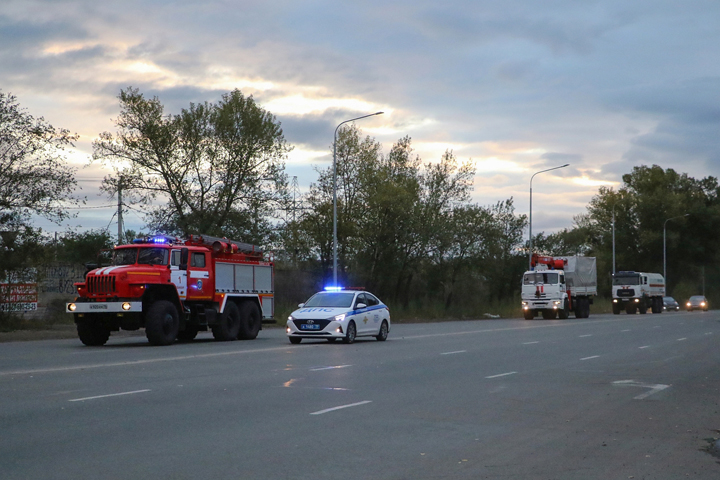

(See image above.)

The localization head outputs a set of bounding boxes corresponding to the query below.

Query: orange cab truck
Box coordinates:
[66,234,274,346]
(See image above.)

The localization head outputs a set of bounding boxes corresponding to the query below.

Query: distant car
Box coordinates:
[662,296,680,311]
[686,295,708,312]
[286,288,391,344]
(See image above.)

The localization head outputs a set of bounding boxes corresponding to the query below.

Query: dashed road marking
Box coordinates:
[69,389,150,402]
[639,346,650,349]
[441,350,467,355]
[310,365,353,371]
[485,371,517,379]
[522,341,539,345]
[677,338,687,341]
[310,400,372,415]
[579,334,592,338]
[580,355,600,361]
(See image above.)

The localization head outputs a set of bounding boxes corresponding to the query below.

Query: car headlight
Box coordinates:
[288,315,295,322]
[701,302,706,306]
[332,313,346,322]
[687,302,691,306]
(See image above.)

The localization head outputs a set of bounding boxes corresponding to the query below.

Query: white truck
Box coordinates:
[611,271,665,314]
[521,255,597,320]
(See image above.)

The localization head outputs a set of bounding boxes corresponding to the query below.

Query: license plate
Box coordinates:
[301,324,320,330]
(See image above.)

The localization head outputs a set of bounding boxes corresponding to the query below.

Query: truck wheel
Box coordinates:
[612,303,621,315]
[177,325,199,342]
[237,301,261,340]
[638,300,647,314]
[652,297,662,314]
[76,319,111,346]
[145,300,179,346]
[542,310,557,320]
[212,301,241,341]
[523,310,534,320]
[558,299,570,319]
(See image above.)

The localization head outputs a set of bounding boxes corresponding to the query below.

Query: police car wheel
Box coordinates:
[375,321,388,341]
[343,321,357,344]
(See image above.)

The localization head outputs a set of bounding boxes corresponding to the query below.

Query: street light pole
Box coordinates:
[333,111,384,287]
[663,213,689,290]
[529,164,570,270]
[612,202,616,275]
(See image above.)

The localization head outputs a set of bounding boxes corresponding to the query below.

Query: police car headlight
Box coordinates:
[288,315,296,322]
[332,313,346,322]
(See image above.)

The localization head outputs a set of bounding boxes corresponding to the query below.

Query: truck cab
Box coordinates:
[521,269,568,319]
[612,271,665,314]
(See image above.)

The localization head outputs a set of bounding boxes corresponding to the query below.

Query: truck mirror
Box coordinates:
[180,248,189,270]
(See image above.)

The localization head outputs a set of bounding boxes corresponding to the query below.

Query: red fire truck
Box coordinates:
[66,234,274,346]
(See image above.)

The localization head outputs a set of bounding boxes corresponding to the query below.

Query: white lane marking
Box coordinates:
[69,389,150,402]
[310,400,372,415]
[639,346,650,349]
[653,326,661,328]
[677,338,687,341]
[621,329,631,332]
[613,380,670,400]
[580,355,599,361]
[400,316,636,341]
[522,341,539,345]
[579,334,592,338]
[441,350,467,355]
[0,344,313,377]
[485,371,517,379]
[705,332,713,335]
[310,365,353,371]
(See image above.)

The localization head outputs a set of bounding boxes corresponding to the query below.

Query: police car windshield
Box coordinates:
[613,275,640,285]
[304,292,355,308]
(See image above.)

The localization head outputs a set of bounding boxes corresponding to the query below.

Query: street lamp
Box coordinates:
[332,111,384,286]
[528,164,570,269]
[612,201,616,275]
[663,213,689,289]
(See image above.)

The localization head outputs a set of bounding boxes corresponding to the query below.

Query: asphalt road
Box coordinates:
[1,310,719,479]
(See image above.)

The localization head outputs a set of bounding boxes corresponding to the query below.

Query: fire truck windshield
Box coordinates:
[523,272,559,285]
[613,275,640,285]
[112,248,169,266]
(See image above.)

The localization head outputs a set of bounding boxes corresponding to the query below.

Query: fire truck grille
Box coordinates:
[87,275,116,294]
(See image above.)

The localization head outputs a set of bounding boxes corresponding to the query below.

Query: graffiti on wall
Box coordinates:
[40,264,86,295]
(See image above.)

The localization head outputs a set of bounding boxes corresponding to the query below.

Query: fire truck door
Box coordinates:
[187,251,213,300]
[170,249,187,300]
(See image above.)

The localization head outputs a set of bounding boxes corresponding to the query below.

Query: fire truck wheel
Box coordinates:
[342,321,357,344]
[523,310,534,320]
[145,301,180,346]
[651,297,662,314]
[237,301,261,340]
[212,301,241,341]
[176,325,199,342]
[558,300,570,319]
[76,320,110,346]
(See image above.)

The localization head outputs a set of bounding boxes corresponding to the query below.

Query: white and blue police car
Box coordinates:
[286,288,390,344]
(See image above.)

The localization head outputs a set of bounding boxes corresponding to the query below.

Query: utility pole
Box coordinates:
[117,176,124,245]
[290,176,300,223]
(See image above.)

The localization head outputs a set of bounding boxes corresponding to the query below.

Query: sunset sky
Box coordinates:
[3,0,719,237]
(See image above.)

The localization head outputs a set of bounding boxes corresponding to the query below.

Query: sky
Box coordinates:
[2,0,720,238]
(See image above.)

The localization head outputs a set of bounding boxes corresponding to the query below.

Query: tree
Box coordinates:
[0,92,78,229]
[93,88,290,244]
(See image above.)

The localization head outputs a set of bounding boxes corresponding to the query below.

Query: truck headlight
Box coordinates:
[553,301,561,305]
[635,298,640,303]
[612,299,618,303]
[122,302,132,311]
[67,303,76,312]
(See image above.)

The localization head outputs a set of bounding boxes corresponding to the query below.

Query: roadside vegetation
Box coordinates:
[2,89,719,333]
